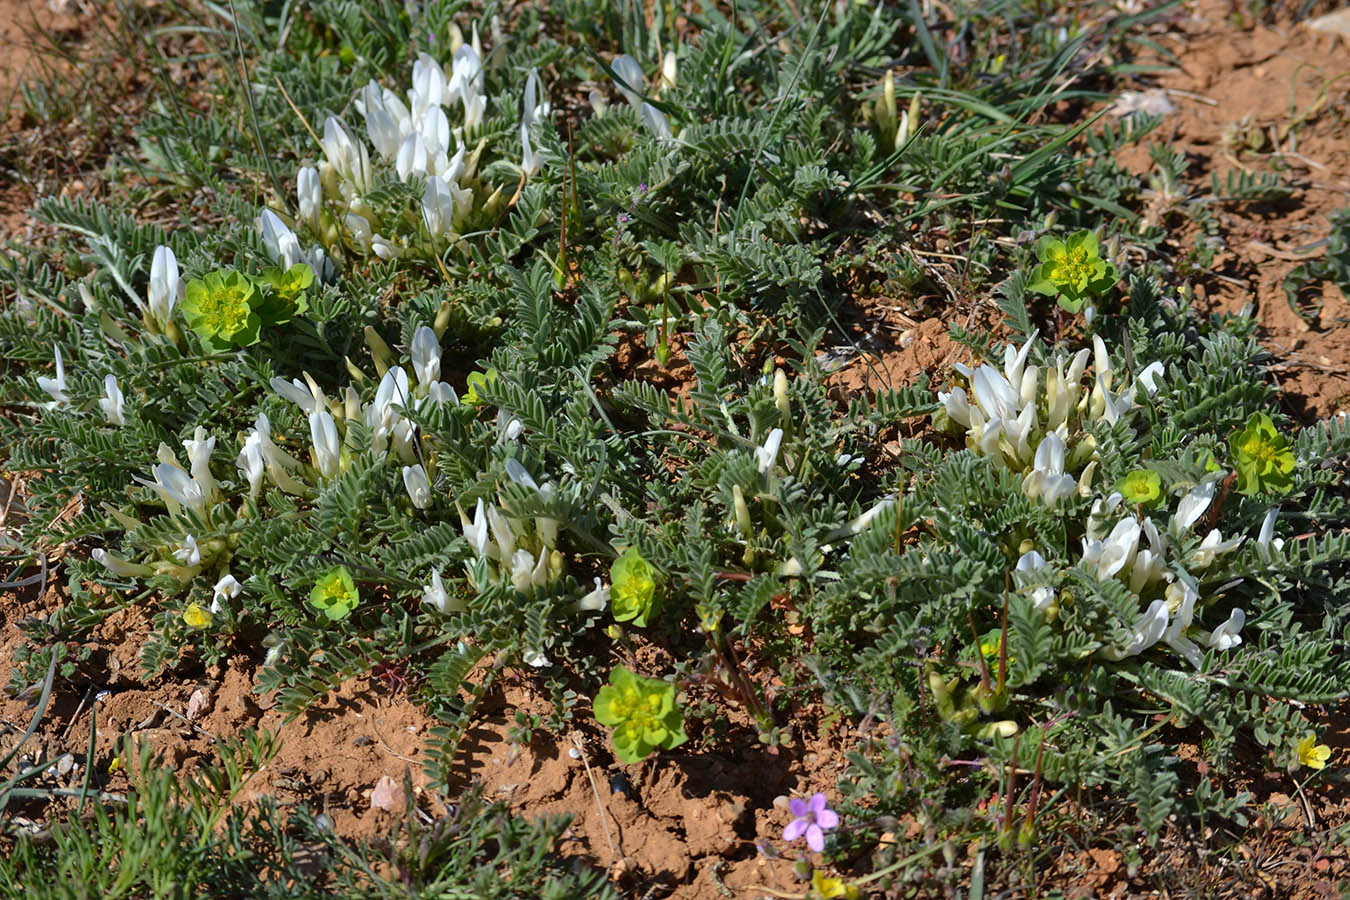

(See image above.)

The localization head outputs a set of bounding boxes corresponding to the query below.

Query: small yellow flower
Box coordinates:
[812,870,860,900]
[183,602,213,629]
[1297,733,1331,771]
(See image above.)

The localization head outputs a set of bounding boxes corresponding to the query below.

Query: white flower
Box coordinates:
[92,548,152,578]
[661,49,678,88]
[520,68,545,176]
[1255,508,1285,562]
[236,431,265,499]
[425,382,459,407]
[249,414,308,495]
[939,386,972,427]
[449,44,485,129]
[1190,528,1243,569]
[1081,517,1142,582]
[1205,608,1245,652]
[173,534,202,567]
[402,463,432,509]
[579,577,610,612]
[297,166,322,230]
[359,80,404,159]
[411,326,441,390]
[37,344,69,407]
[135,461,210,520]
[309,410,341,479]
[1014,550,1056,612]
[422,175,456,237]
[1171,480,1216,535]
[270,374,325,415]
[183,427,219,505]
[611,54,645,108]
[1137,361,1165,395]
[397,133,430,180]
[754,427,784,474]
[421,571,464,614]
[1101,598,1169,660]
[1162,579,1202,667]
[259,209,304,269]
[1022,431,1076,507]
[640,102,671,140]
[509,547,549,594]
[148,245,182,325]
[410,53,447,118]
[99,374,125,425]
[505,458,540,492]
[463,498,495,560]
[522,648,550,668]
[488,505,517,559]
[367,367,412,454]
[321,116,372,194]
[211,573,241,613]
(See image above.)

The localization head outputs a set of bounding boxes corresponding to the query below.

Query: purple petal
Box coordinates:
[809,793,828,813]
[806,824,825,853]
[816,808,840,830]
[783,819,807,843]
[788,797,808,817]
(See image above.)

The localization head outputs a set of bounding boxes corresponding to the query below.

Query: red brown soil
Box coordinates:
[1121,0,1350,421]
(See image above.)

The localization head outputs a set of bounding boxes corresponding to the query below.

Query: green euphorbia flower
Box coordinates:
[1028,231,1117,312]
[1230,412,1295,495]
[181,270,263,350]
[593,666,687,763]
[1117,469,1162,506]
[610,546,659,627]
[463,368,498,406]
[256,263,313,327]
[310,566,359,620]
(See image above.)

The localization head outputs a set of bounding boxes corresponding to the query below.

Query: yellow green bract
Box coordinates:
[1229,412,1295,495]
[592,665,686,764]
[1028,230,1117,313]
[1117,469,1162,506]
[610,546,659,627]
[309,565,359,620]
[181,269,263,350]
[256,263,313,327]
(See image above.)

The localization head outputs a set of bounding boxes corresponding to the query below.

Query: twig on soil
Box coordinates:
[369,716,419,765]
[150,700,220,744]
[569,731,621,866]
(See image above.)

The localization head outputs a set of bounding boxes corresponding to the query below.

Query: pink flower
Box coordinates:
[783,793,839,852]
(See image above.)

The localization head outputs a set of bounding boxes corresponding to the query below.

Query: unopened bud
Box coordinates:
[364,326,395,376]
[733,484,752,537]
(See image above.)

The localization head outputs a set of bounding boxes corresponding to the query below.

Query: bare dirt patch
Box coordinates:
[1130,0,1350,420]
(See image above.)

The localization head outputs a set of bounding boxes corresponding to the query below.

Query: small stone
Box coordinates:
[369,775,404,812]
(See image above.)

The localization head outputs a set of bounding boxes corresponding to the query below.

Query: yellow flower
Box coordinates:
[1297,733,1331,771]
[812,870,860,900]
[183,602,213,629]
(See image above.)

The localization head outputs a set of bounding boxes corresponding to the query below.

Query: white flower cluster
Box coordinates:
[939,332,1164,507]
[1014,478,1259,667]
[275,32,548,264]
[460,459,566,598]
[259,326,458,494]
